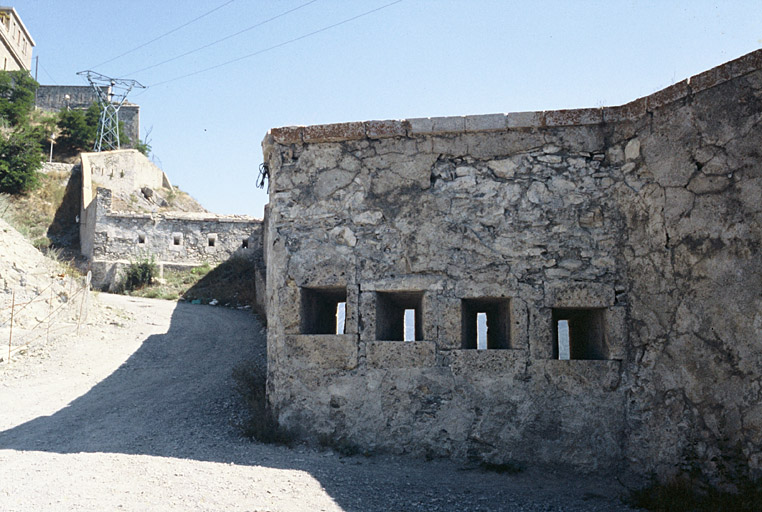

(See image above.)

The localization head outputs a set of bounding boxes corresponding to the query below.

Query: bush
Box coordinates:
[231,362,294,445]
[122,257,157,291]
[135,138,151,156]
[0,128,43,194]
[0,71,38,127]
[56,103,99,154]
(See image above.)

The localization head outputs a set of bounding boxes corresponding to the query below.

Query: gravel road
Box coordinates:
[0,293,638,511]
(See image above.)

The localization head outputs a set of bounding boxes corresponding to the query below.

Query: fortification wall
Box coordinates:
[36,85,140,144]
[79,149,262,290]
[36,85,102,111]
[262,50,762,478]
[81,149,169,208]
[84,188,262,290]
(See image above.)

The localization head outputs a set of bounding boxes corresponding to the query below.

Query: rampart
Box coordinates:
[36,85,140,145]
[80,150,263,290]
[262,50,762,478]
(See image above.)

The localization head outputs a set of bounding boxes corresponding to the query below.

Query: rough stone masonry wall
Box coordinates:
[79,149,263,291]
[36,86,141,144]
[84,188,262,290]
[262,50,762,479]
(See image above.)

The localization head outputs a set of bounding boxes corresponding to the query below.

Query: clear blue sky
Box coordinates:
[13,1,762,218]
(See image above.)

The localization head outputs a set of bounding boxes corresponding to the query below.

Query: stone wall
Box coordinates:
[81,149,170,207]
[36,85,140,144]
[262,50,762,479]
[79,149,263,291]
[83,188,262,289]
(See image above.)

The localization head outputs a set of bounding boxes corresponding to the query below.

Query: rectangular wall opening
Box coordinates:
[138,233,146,244]
[461,298,511,349]
[208,235,216,247]
[242,239,249,249]
[301,286,348,335]
[173,234,182,246]
[376,291,424,341]
[552,308,607,360]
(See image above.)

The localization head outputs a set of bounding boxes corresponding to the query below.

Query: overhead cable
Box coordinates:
[90,0,237,70]
[127,0,320,76]
[149,0,404,87]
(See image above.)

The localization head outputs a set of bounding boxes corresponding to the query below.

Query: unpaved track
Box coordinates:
[0,294,636,511]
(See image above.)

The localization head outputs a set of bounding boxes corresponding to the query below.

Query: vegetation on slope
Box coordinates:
[0,168,79,252]
[124,256,260,311]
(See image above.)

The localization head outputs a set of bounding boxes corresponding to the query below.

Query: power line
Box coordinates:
[126,0,319,77]
[90,0,237,70]
[37,59,58,85]
[149,0,404,87]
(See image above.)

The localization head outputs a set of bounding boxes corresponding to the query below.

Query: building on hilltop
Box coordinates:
[35,85,141,146]
[79,149,264,292]
[261,49,762,481]
[0,7,33,72]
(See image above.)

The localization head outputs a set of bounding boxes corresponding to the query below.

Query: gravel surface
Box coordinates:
[0,293,638,511]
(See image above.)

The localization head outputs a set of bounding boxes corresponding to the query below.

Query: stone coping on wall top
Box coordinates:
[264,48,762,146]
[105,210,262,222]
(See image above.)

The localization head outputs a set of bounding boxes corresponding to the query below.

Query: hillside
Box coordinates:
[0,215,91,363]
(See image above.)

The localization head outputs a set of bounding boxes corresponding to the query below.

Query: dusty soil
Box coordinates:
[0,293,638,511]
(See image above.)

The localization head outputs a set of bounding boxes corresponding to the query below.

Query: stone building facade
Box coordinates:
[262,50,762,479]
[36,85,140,146]
[80,150,262,290]
[0,7,33,72]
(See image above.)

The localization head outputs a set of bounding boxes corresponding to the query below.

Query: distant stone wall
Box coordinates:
[36,85,102,111]
[36,85,140,144]
[81,150,169,207]
[262,50,762,479]
[83,188,262,290]
[79,149,263,291]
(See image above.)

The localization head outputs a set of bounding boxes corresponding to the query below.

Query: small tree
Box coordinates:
[0,128,43,193]
[56,103,99,154]
[0,71,38,127]
[57,103,131,154]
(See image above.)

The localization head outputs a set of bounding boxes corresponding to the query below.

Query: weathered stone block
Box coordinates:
[365,119,407,139]
[544,108,603,126]
[602,98,647,123]
[270,126,304,144]
[406,117,433,135]
[430,116,465,134]
[446,349,526,375]
[464,113,506,132]
[303,122,365,143]
[505,111,543,128]
[365,341,436,368]
[544,282,616,308]
[283,334,358,370]
[646,80,690,111]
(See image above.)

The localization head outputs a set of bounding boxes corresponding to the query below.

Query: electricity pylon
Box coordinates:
[77,71,145,152]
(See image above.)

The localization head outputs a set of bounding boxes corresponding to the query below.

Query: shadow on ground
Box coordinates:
[0,299,632,511]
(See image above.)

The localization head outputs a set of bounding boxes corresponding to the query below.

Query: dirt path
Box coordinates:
[0,294,637,511]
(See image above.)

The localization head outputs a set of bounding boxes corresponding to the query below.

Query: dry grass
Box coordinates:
[0,170,78,251]
[126,256,260,310]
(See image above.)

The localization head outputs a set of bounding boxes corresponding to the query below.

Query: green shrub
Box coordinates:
[0,71,38,127]
[0,128,43,194]
[56,103,99,153]
[135,138,151,156]
[122,257,157,291]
